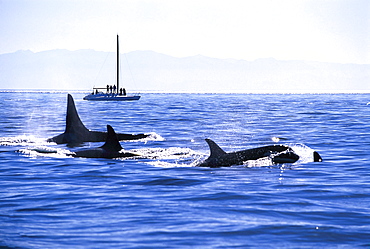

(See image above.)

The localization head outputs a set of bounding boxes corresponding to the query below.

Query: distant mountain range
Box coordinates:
[0,49,369,93]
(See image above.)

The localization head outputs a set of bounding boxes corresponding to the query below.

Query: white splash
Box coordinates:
[0,135,47,146]
[290,143,317,163]
[18,146,72,158]
[133,147,203,168]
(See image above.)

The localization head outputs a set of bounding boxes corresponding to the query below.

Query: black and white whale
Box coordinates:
[71,125,139,158]
[197,139,322,167]
[47,94,148,144]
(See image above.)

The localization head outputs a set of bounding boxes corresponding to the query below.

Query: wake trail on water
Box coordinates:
[1,132,164,159]
[132,147,203,168]
[0,135,48,147]
[0,131,164,146]
[2,135,319,167]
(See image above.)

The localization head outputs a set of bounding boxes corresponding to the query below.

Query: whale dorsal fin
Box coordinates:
[205,139,226,158]
[313,151,322,162]
[65,94,89,134]
[101,125,123,152]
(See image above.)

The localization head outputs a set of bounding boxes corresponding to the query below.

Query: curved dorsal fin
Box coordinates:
[65,94,89,133]
[205,139,226,158]
[101,125,123,152]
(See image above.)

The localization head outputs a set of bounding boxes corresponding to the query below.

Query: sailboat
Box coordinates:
[83,35,141,101]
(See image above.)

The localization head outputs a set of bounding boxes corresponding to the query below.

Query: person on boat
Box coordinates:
[123,88,126,96]
[110,85,113,94]
[106,85,110,93]
[119,88,123,95]
[113,85,117,94]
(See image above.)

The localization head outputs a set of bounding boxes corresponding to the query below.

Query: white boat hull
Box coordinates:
[83,93,140,101]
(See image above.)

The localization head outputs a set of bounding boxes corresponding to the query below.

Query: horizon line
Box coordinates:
[1,89,370,95]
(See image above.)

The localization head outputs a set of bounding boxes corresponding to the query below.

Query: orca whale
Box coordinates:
[47,94,148,144]
[71,125,139,158]
[197,139,322,167]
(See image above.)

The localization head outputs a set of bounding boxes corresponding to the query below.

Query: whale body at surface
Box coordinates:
[71,125,138,159]
[198,139,322,167]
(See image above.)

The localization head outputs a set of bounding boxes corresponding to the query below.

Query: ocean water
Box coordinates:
[1,91,370,248]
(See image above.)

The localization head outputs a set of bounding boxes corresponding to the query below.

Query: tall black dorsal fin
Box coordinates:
[65,94,89,133]
[205,139,226,158]
[101,125,123,152]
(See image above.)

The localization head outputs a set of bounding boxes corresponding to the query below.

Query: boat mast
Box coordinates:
[117,34,119,92]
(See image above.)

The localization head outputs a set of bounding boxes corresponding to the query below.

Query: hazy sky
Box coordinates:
[1,0,369,64]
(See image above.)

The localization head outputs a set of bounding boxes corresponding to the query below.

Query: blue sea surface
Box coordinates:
[1,92,370,248]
